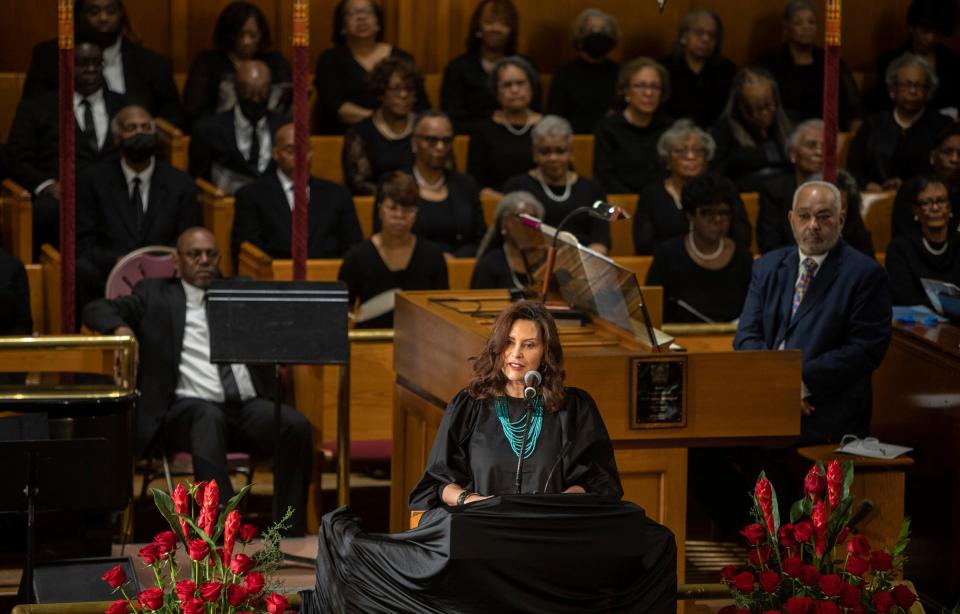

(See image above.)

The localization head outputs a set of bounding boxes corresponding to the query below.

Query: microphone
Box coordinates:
[523,370,541,400]
[540,440,573,494]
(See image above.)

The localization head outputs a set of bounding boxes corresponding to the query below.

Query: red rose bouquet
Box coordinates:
[100,481,295,613]
[719,461,916,613]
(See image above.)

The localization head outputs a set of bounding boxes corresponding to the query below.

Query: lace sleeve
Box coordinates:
[342,129,375,196]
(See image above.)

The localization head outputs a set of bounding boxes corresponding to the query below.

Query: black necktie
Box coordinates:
[248,121,260,170]
[131,177,144,232]
[218,363,243,408]
[81,99,97,151]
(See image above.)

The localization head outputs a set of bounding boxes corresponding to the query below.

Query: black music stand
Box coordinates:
[0,437,111,604]
[205,280,351,515]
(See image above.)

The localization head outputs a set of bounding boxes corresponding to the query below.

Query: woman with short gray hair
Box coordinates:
[848,52,953,192]
[471,191,545,289]
[503,115,611,253]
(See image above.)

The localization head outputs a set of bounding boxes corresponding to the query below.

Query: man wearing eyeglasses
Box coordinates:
[83,227,313,535]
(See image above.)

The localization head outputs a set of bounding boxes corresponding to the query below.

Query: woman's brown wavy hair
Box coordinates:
[467,300,566,412]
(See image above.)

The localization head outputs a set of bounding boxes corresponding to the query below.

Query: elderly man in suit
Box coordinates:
[22,0,182,127]
[76,105,198,313]
[231,122,362,267]
[734,180,892,443]
[5,39,124,254]
[189,60,288,195]
[83,227,312,534]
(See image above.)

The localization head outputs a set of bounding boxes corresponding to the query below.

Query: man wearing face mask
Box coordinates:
[546,9,620,134]
[189,60,289,195]
[76,105,198,316]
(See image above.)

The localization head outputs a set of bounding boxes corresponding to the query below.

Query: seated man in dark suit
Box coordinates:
[82,227,312,535]
[734,180,892,443]
[21,0,182,127]
[189,60,288,195]
[4,39,124,253]
[231,122,362,267]
[76,105,199,313]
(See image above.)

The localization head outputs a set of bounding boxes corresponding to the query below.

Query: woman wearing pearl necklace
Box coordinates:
[886,174,960,307]
[646,173,753,323]
[502,115,610,254]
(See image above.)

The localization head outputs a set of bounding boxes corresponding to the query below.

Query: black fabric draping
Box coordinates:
[301,495,678,614]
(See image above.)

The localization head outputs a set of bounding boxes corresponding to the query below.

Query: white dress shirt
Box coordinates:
[101,37,126,94]
[789,249,829,398]
[233,106,271,173]
[74,88,109,150]
[276,168,310,211]
[120,156,155,213]
[174,280,257,402]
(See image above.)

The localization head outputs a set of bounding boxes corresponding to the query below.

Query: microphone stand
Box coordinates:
[513,394,536,495]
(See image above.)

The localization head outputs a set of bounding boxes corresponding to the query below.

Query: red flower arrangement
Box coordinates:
[100,480,294,613]
[719,460,916,614]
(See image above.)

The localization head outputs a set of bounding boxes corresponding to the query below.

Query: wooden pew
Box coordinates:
[310,135,345,186]
[25,263,43,334]
[1,179,33,264]
[613,255,654,291]
[197,178,236,277]
[157,117,189,172]
[423,73,442,109]
[861,190,896,253]
[481,192,498,227]
[354,195,375,238]
[446,257,476,290]
[608,193,639,256]
[571,134,593,179]
[836,131,853,171]
[453,135,469,173]
[741,191,760,254]
[40,244,60,334]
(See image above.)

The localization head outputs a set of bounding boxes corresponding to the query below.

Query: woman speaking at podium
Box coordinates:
[303,301,677,613]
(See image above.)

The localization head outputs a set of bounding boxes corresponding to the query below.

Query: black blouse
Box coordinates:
[661,54,736,129]
[710,116,792,193]
[0,248,31,335]
[342,117,414,195]
[313,45,429,135]
[645,236,753,323]
[885,234,960,307]
[891,182,960,241]
[765,45,861,130]
[337,237,449,328]
[466,119,536,192]
[847,109,953,189]
[593,111,673,194]
[873,42,960,114]
[440,52,541,135]
[470,247,529,290]
[632,180,752,255]
[408,388,623,510]
[546,58,619,134]
[502,173,611,248]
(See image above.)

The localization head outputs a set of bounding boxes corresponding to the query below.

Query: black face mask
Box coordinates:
[120,132,159,163]
[580,32,615,59]
[238,99,269,124]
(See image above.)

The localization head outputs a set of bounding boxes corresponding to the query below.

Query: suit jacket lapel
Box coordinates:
[776,251,797,334]
[141,161,167,241]
[169,280,186,365]
[271,172,293,235]
[111,162,140,240]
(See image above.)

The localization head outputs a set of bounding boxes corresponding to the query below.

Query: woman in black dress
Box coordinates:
[661,8,736,129]
[646,173,753,323]
[593,58,674,194]
[886,175,960,307]
[765,0,862,131]
[634,120,751,255]
[182,2,291,129]
[503,115,610,253]
[338,171,448,328]
[406,111,486,256]
[466,56,542,195]
[441,0,539,135]
[547,9,620,134]
[313,0,428,134]
[711,67,793,192]
[471,190,545,290]
[892,122,960,239]
[341,57,420,195]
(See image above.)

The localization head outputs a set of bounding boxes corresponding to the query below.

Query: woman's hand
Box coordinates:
[562,485,586,494]
[463,493,494,504]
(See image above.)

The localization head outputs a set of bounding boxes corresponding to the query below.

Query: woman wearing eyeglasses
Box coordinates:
[646,173,753,323]
[885,174,960,307]
[593,57,673,195]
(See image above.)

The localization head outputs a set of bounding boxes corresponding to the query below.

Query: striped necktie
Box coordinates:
[792,257,819,316]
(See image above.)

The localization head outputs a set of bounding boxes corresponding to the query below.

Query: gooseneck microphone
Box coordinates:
[523,370,542,400]
[515,370,542,494]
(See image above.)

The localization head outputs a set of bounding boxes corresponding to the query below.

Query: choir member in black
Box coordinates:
[711,67,793,192]
[466,57,542,195]
[338,171,448,329]
[886,175,960,307]
[303,300,676,614]
[848,53,952,193]
[342,58,420,195]
[661,9,736,129]
[313,0,428,135]
[646,173,753,323]
[408,111,486,256]
[593,58,674,194]
[503,115,610,253]
[22,0,181,128]
[758,120,875,256]
[0,247,31,384]
[471,191,544,290]
[634,120,751,255]
[872,0,960,115]
[546,9,619,135]
[892,123,960,238]
[182,1,290,130]
[441,0,537,135]
[765,0,862,131]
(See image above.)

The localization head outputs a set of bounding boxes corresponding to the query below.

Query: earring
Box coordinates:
[913,215,919,221]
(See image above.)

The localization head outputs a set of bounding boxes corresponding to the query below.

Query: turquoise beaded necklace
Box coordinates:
[495,395,544,459]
